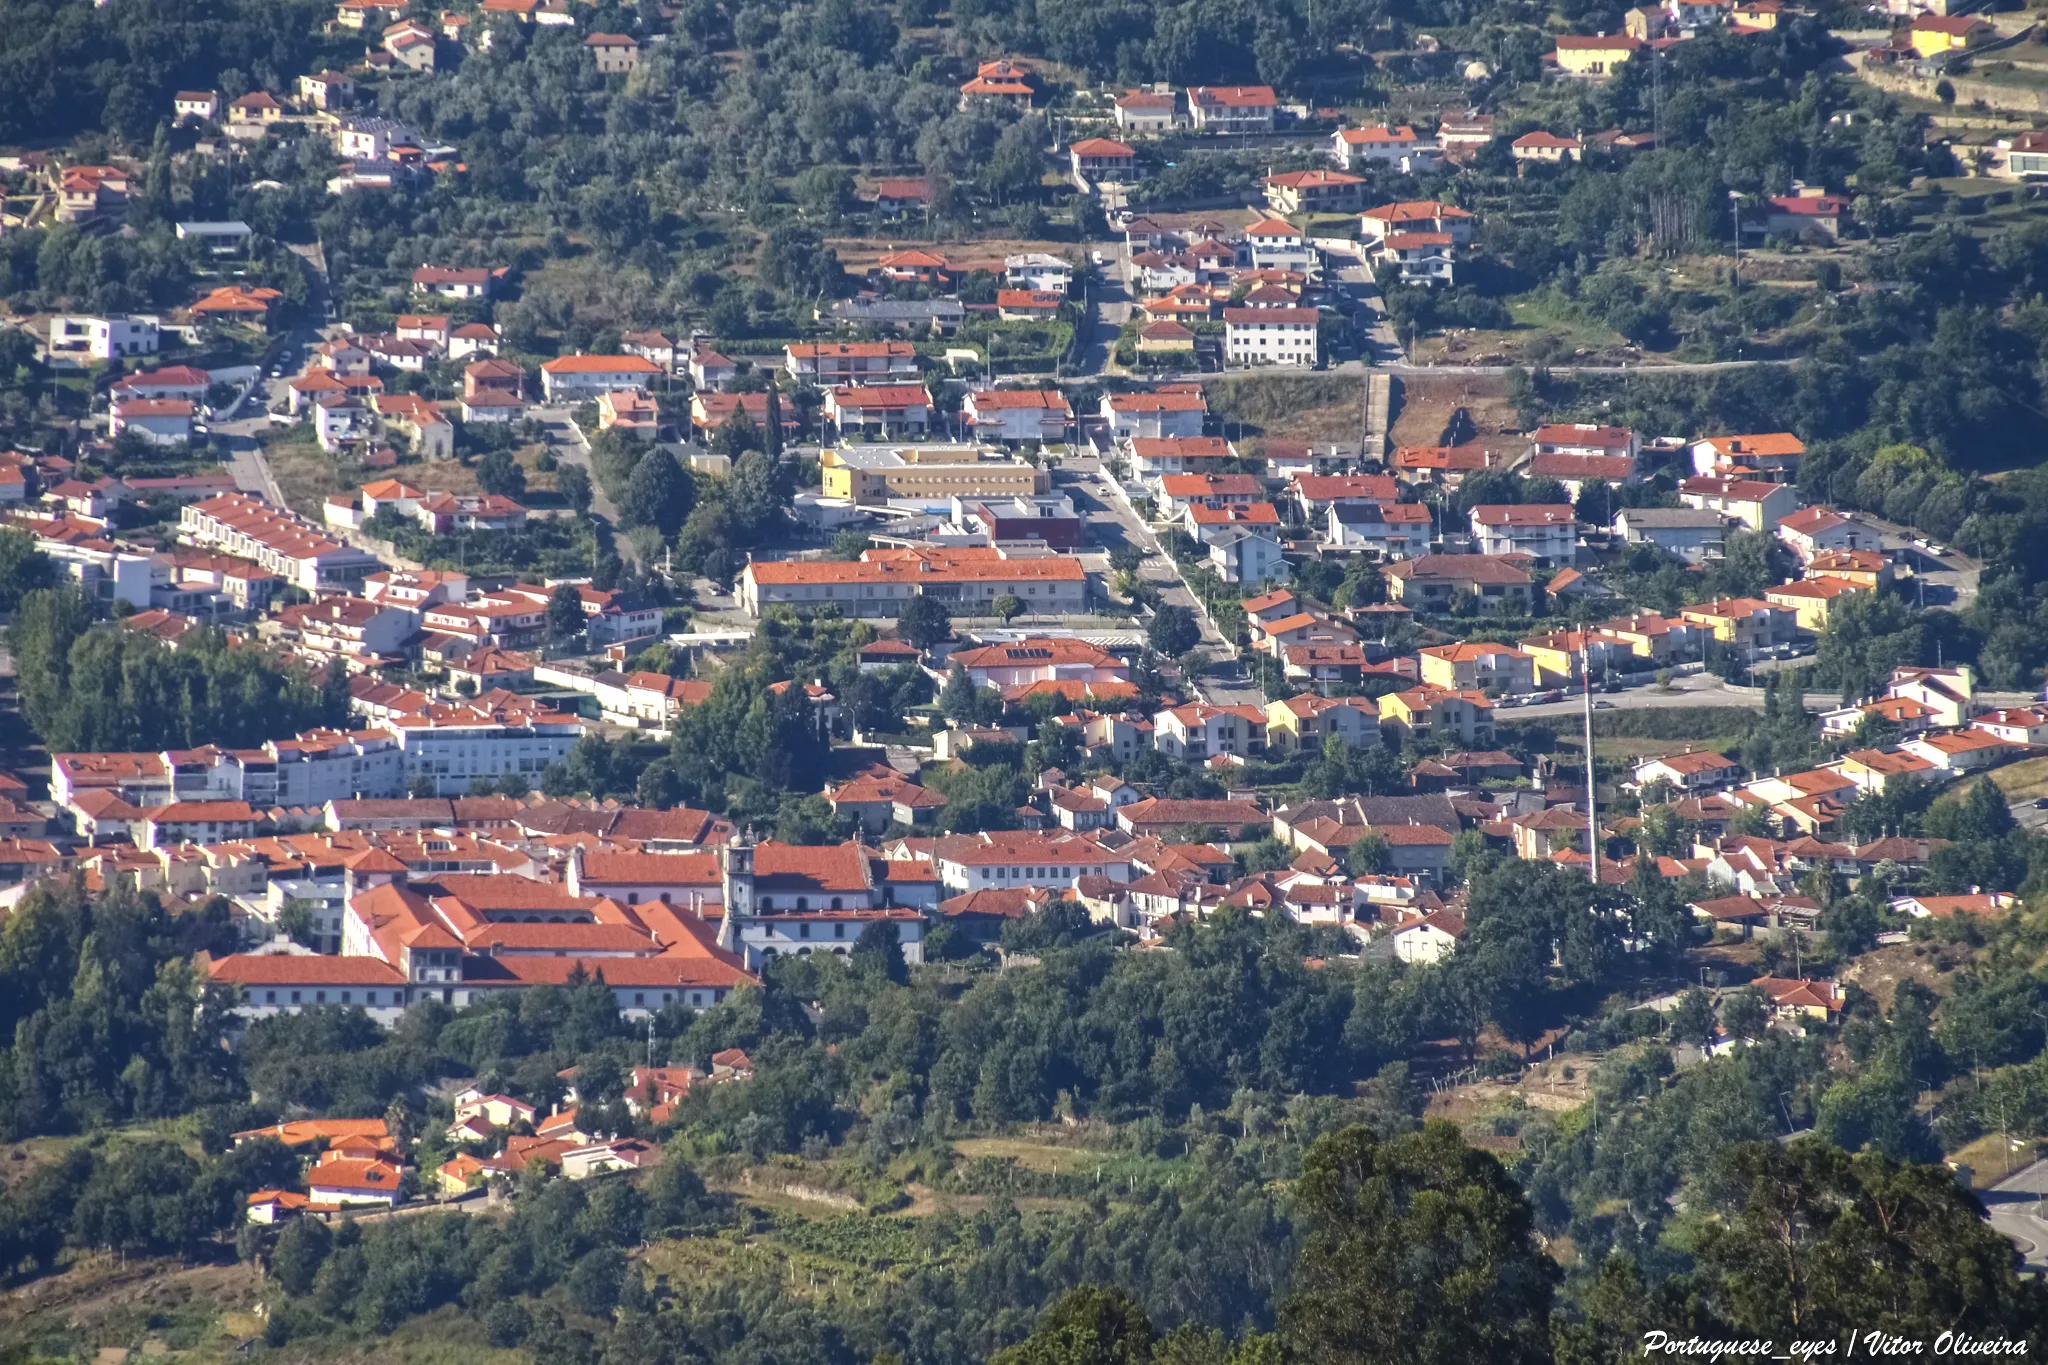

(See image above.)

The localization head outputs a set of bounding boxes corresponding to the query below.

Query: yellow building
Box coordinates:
[1731,0,1781,28]
[1908,14,1991,57]
[1552,35,1643,78]
[1417,642,1536,695]
[1764,576,1865,631]
[821,444,1050,504]
[1679,597,1800,651]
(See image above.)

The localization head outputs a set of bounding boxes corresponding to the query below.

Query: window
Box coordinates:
[800,923,812,939]
[265,990,277,1003]
[634,992,645,1005]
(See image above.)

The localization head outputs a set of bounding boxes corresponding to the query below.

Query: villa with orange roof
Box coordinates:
[538,353,663,401]
[1188,85,1277,133]
[1070,138,1137,181]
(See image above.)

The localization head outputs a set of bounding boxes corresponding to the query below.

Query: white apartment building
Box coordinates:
[784,340,920,384]
[538,354,664,402]
[1224,308,1319,368]
[1467,504,1579,566]
[180,492,383,592]
[383,709,584,795]
[1152,703,1268,760]
[1102,390,1207,441]
[50,314,159,360]
[1209,526,1291,585]
[925,831,1134,893]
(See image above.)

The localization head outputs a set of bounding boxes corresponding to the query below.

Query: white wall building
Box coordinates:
[1224,308,1319,368]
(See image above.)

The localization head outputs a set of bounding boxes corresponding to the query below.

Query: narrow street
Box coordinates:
[1075,238,1132,378]
[213,244,336,510]
[1069,462,1264,706]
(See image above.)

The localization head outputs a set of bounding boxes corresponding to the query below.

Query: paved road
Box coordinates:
[1985,1158,2048,1270]
[1508,673,2037,723]
[215,339,314,507]
[1076,242,1132,378]
[214,245,336,509]
[1070,467,1267,705]
[1329,250,1405,366]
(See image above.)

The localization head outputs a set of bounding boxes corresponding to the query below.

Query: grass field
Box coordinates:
[1205,373,1363,442]
[262,428,347,517]
[950,1136,1115,1174]
[1987,756,2048,802]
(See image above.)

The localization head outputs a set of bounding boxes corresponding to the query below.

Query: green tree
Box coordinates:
[1344,834,1391,878]
[1280,1122,1558,1365]
[624,449,696,539]
[0,527,57,612]
[277,898,321,949]
[1148,604,1200,657]
[993,593,1024,623]
[940,662,983,721]
[476,447,527,498]
[1688,1140,2048,1337]
[1669,987,1716,1045]
[993,1285,1157,1365]
[1721,987,1769,1041]
[271,1215,332,1296]
[898,595,952,650]
[556,463,593,513]
[764,374,784,461]
[547,583,586,643]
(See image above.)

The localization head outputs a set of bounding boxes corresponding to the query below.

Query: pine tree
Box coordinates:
[763,374,783,460]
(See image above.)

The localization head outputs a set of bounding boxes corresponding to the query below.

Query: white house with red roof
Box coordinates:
[538,353,663,401]
[1689,432,1805,479]
[109,399,195,446]
[1529,422,1639,461]
[1153,702,1268,760]
[1240,217,1314,270]
[717,838,930,965]
[784,340,919,383]
[1468,503,1579,565]
[1188,85,1276,133]
[962,388,1072,444]
[1973,707,2048,746]
[1225,307,1319,368]
[1634,749,1743,791]
[1776,506,1871,562]
[1157,472,1261,517]
[1069,137,1137,181]
[1678,474,1801,530]
[1757,188,1846,240]
[825,384,932,439]
[1361,200,1476,246]
[1333,125,1438,171]
[111,365,211,404]
[950,638,1129,688]
[1114,88,1181,133]
[1263,169,1366,214]
[1105,389,1209,443]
